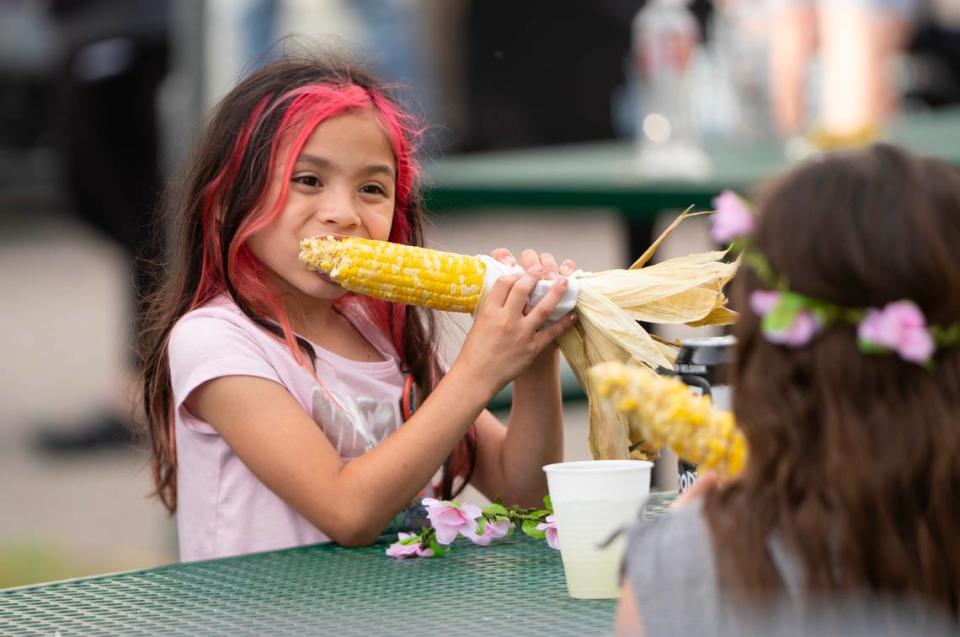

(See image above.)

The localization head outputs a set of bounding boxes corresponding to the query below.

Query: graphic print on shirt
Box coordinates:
[311,386,399,458]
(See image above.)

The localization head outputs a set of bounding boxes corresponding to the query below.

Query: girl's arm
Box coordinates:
[186,268,574,546]
[615,580,647,636]
[469,347,564,507]
[469,250,574,507]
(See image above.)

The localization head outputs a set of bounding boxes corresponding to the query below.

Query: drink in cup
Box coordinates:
[543,460,653,599]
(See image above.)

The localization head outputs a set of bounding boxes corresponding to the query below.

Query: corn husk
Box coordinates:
[300,210,738,461]
[558,210,738,460]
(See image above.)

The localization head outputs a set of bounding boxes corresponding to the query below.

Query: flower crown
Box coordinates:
[710,190,960,367]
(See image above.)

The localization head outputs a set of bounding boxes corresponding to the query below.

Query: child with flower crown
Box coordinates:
[137,53,578,561]
[616,144,960,635]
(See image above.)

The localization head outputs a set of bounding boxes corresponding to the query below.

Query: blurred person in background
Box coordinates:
[34,0,171,452]
[615,144,960,635]
[0,1,59,169]
[459,0,638,151]
[905,0,960,109]
[766,0,922,147]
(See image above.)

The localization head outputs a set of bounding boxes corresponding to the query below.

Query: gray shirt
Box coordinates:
[625,500,728,637]
[624,501,956,637]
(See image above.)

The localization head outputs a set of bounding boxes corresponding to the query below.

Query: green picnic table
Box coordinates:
[0,494,677,636]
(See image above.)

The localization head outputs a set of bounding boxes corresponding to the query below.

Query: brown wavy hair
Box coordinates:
[138,52,475,513]
[703,144,960,618]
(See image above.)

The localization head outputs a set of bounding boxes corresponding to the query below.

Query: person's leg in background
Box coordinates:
[767,0,920,141]
[767,0,818,136]
[817,0,918,137]
[37,4,170,453]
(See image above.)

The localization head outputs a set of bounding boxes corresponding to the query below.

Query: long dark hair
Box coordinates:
[138,52,475,513]
[704,144,960,618]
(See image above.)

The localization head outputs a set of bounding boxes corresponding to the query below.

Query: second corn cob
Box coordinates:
[588,361,748,478]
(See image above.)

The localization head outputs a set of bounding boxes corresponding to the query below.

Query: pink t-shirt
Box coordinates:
[168,294,414,562]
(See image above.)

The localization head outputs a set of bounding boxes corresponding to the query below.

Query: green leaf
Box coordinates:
[398,535,420,546]
[763,291,805,332]
[741,247,779,288]
[857,338,889,355]
[482,503,509,517]
[475,517,487,535]
[932,323,960,347]
[543,495,552,511]
[530,509,550,520]
[808,304,835,325]
[427,536,449,557]
[521,519,546,539]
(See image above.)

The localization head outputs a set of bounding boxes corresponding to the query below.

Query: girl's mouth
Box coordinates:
[316,272,335,284]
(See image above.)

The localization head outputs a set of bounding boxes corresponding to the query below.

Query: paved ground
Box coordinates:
[0,207,708,587]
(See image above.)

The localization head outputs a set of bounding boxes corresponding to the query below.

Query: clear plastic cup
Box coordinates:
[543,459,653,599]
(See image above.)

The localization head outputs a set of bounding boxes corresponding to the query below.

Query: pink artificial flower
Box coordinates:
[422,498,483,545]
[749,290,781,315]
[858,300,935,364]
[386,532,434,559]
[710,190,754,243]
[749,290,820,347]
[766,311,819,347]
[463,518,512,546]
[535,515,560,550]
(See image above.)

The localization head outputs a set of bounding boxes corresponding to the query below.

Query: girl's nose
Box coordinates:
[316,193,360,229]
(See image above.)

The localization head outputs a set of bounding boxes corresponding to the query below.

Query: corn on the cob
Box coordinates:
[299,237,488,313]
[588,361,747,478]
[299,210,740,467]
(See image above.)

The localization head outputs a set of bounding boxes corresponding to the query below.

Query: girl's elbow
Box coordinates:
[331,530,379,547]
[316,509,382,547]
[329,523,381,547]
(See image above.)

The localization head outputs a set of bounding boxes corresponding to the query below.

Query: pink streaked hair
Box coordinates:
[140,59,476,514]
[192,82,422,372]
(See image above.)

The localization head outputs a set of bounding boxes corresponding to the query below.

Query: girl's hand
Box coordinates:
[452,250,578,398]
[489,248,577,279]
[491,249,578,372]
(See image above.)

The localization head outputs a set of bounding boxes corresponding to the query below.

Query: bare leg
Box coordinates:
[768,2,818,136]
[818,4,913,136]
[873,13,914,121]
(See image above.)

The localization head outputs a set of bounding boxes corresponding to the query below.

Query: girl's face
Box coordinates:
[248,108,397,305]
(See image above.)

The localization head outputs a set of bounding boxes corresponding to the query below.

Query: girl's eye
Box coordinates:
[293,175,321,188]
[360,183,388,197]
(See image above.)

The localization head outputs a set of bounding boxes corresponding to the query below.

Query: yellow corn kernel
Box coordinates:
[299,237,487,313]
[588,361,748,478]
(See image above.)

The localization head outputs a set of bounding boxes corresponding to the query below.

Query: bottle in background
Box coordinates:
[671,335,736,493]
[709,0,774,143]
[632,0,710,179]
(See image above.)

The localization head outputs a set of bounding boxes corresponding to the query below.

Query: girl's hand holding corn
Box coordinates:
[452,249,578,400]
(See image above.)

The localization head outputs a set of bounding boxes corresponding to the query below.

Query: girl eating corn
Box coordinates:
[615,144,960,635]
[137,52,578,561]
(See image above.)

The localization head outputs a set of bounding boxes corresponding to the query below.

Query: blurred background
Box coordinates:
[1,0,958,588]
